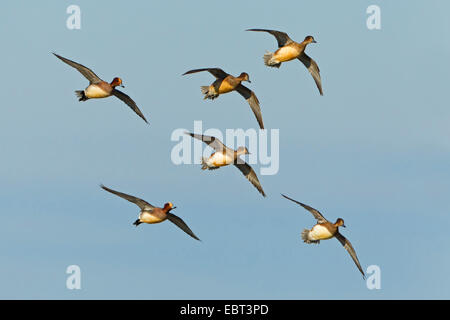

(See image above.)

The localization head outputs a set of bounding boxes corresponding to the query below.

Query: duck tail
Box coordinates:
[301,229,319,244]
[200,86,218,100]
[201,157,209,170]
[200,86,209,96]
[75,90,88,101]
[301,229,310,243]
[263,51,281,68]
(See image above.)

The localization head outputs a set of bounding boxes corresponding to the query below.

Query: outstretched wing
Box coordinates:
[281,194,327,223]
[185,132,229,153]
[53,53,102,84]
[235,84,264,129]
[298,52,323,95]
[112,89,148,124]
[100,184,154,210]
[167,213,201,241]
[335,232,365,279]
[182,68,229,80]
[234,162,266,197]
[246,29,293,47]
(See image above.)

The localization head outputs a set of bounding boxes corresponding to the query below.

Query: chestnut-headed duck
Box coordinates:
[53,53,148,123]
[186,132,266,197]
[101,185,200,241]
[182,68,264,129]
[282,194,365,278]
[246,29,323,95]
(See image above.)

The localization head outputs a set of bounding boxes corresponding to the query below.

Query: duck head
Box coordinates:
[110,77,125,88]
[163,202,176,212]
[335,218,346,228]
[238,72,251,83]
[304,35,317,44]
[236,146,251,156]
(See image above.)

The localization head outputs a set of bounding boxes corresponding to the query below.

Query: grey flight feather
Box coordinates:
[111,89,148,124]
[281,194,327,223]
[298,53,323,95]
[167,213,201,241]
[235,84,264,129]
[183,68,229,80]
[185,132,229,153]
[100,184,154,210]
[53,53,102,84]
[335,231,365,279]
[234,163,266,197]
[246,29,293,48]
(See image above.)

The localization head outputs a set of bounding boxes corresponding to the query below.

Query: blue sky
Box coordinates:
[1,0,449,299]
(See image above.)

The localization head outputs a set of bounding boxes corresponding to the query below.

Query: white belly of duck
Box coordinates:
[139,212,166,224]
[309,224,334,241]
[84,84,111,99]
[207,152,233,168]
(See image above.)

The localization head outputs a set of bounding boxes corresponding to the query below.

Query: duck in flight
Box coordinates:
[182,68,265,129]
[282,194,365,278]
[53,53,148,123]
[101,185,200,241]
[186,132,266,197]
[246,29,323,95]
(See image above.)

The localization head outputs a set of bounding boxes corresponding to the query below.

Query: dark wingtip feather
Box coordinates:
[281,193,291,201]
[138,113,149,124]
[182,69,200,76]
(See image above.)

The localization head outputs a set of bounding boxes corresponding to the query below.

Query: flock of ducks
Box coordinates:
[54,29,365,279]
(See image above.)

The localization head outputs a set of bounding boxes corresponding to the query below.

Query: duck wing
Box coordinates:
[100,185,154,210]
[298,52,323,95]
[185,132,230,153]
[234,162,266,197]
[335,231,365,279]
[53,53,102,84]
[246,29,293,47]
[167,213,201,241]
[281,194,327,223]
[112,89,148,124]
[235,84,264,129]
[183,68,229,80]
